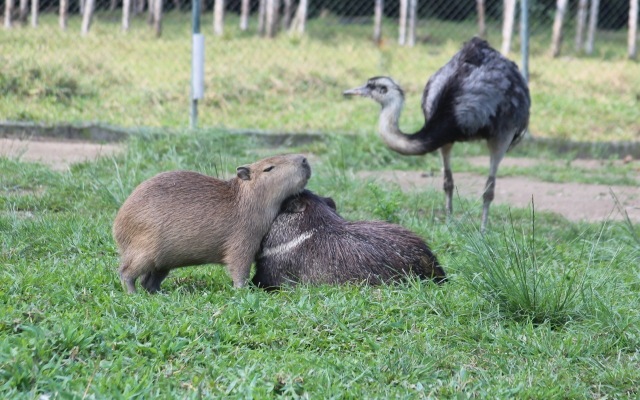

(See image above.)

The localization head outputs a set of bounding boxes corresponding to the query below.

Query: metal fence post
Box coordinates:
[520,0,529,83]
[191,0,204,129]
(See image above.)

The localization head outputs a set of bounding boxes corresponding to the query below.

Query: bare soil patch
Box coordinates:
[358,169,639,223]
[0,137,122,171]
[1,137,637,223]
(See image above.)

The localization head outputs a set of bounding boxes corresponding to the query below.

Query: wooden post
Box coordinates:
[122,0,131,31]
[585,0,599,54]
[153,0,163,37]
[31,0,38,27]
[289,0,307,36]
[240,0,249,30]
[19,0,28,24]
[60,0,68,29]
[81,0,95,35]
[477,0,486,38]
[501,0,516,55]
[282,0,292,29]
[398,0,407,45]
[574,0,588,52]
[550,0,568,57]
[213,0,224,36]
[629,0,638,59]
[4,0,14,29]
[257,0,266,36]
[265,0,279,38]
[373,0,383,44]
[407,0,417,47]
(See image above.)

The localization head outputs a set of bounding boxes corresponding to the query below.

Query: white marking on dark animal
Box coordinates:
[260,230,315,258]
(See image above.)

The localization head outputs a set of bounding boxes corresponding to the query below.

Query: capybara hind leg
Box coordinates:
[140,270,170,294]
[118,257,152,294]
[119,270,137,294]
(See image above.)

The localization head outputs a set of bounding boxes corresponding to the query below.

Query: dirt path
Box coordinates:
[0,138,121,171]
[1,137,638,223]
[358,170,639,223]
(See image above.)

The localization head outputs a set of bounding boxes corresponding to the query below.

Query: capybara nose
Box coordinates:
[301,157,308,165]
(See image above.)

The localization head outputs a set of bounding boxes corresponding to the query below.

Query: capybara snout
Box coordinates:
[253,190,446,289]
[113,153,311,293]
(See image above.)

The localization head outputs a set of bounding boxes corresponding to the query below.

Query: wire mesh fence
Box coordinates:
[1,1,639,141]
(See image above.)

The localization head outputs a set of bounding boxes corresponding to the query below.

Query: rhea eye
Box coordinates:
[263,166,274,172]
[379,86,388,94]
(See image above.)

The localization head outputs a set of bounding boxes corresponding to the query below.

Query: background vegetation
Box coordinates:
[1,12,639,142]
[1,131,639,398]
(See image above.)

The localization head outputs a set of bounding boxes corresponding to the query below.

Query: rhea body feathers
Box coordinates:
[344,37,531,231]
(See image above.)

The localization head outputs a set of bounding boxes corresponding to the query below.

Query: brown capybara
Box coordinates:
[252,190,446,289]
[113,154,311,293]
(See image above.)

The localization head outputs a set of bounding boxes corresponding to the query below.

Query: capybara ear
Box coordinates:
[284,198,307,213]
[236,166,251,181]
[323,197,337,211]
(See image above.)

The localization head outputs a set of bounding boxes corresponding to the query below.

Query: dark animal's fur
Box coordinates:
[253,190,446,289]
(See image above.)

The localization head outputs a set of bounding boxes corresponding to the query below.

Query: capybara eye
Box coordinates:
[263,166,274,172]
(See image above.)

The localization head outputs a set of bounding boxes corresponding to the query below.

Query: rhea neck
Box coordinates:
[377,94,447,156]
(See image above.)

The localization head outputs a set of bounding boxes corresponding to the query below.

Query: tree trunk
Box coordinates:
[110,0,118,12]
[240,0,249,30]
[373,0,383,44]
[282,0,292,30]
[585,0,599,54]
[398,0,407,45]
[289,0,307,36]
[257,0,266,36]
[60,0,68,29]
[550,0,568,57]
[122,0,131,31]
[173,0,180,11]
[79,0,84,16]
[476,0,486,38]
[407,0,417,47]
[213,0,224,36]
[629,0,638,59]
[501,0,516,55]
[19,0,28,23]
[153,0,163,37]
[4,0,13,29]
[574,0,588,52]
[81,0,95,35]
[265,0,279,38]
[30,0,38,27]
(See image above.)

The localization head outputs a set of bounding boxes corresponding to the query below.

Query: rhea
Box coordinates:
[344,37,530,232]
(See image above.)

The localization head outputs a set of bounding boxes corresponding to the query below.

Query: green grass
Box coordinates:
[1,12,639,142]
[2,131,640,398]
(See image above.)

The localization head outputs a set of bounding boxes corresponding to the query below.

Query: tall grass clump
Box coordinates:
[455,207,613,326]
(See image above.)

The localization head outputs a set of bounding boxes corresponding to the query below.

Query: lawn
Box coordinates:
[1,12,639,142]
[1,130,639,398]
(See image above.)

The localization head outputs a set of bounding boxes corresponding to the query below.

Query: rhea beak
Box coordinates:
[343,85,370,98]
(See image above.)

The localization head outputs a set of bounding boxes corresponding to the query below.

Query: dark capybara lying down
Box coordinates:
[252,190,446,289]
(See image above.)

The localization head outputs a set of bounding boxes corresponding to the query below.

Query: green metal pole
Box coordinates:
[191,0,203,129]
[520,0,529,83]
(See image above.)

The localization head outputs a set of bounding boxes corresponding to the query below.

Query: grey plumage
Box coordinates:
[344,37,531,231]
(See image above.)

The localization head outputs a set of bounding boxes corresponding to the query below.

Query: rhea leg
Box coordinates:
[440,144,454,216]
[482,139,511,232]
